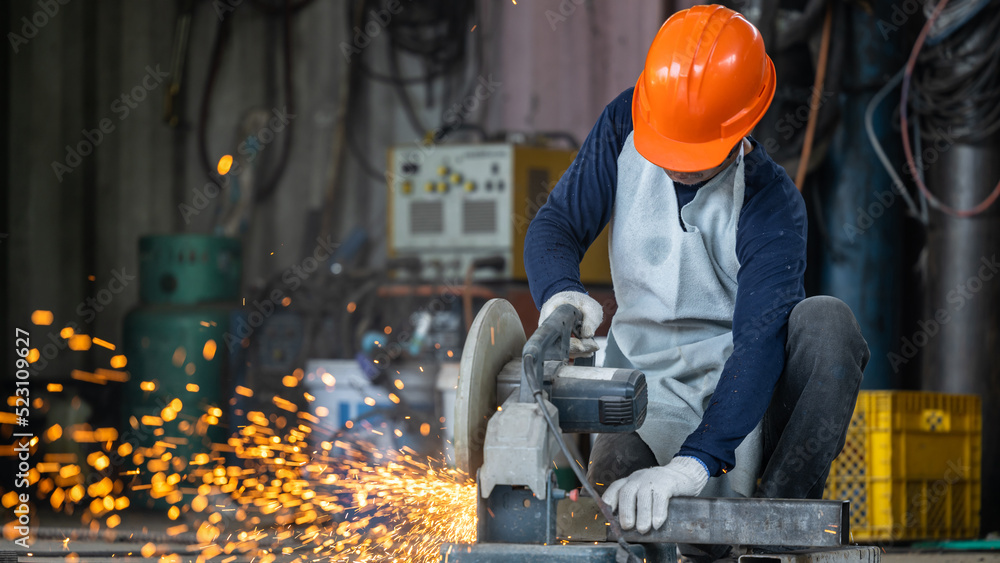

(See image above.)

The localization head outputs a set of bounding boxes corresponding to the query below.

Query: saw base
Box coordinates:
[439,542,652,563]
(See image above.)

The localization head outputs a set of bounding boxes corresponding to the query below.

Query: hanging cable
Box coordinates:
[793,1,833,191]
[901,0,1000,217]
[252,0,295,203]
[522,355,642,563]
[910,2,1000,143]
[341,0,477,180]
[347,0,472,86]
[196,12,233,193]
[864,69,922,220]
[922,0,992,45]
[197,0,296,204]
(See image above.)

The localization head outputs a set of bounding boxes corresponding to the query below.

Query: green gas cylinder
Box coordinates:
[122,235,240,509]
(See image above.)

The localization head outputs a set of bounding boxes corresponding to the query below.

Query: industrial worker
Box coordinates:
[525,5,869,560]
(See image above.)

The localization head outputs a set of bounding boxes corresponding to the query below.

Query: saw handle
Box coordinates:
[518,304,581,403]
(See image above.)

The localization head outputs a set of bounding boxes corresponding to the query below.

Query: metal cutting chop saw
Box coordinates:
[442,299,875,563]
[448,298,648,557]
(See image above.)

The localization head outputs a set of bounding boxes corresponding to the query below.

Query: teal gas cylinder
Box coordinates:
[122,235,240,509]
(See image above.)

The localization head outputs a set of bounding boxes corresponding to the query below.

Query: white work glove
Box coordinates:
[602,456,709,533]
[539,290,603,358]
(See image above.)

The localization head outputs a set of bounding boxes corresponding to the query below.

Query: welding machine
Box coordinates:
[386,143,611,283]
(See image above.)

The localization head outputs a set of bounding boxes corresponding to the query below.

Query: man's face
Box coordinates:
[662,140,742,185]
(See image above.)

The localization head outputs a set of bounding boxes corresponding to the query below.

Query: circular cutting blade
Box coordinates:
[454,298,526,478]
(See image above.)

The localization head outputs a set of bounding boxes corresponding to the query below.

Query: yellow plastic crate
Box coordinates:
[824,391,981,542]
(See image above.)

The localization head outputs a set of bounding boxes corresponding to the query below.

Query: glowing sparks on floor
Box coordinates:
[2,372,477,562]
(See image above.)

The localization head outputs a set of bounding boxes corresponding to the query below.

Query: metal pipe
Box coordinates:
[922,138,1000,535]
[818,0,905,389]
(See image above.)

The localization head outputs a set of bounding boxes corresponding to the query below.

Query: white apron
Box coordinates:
[603,134,762,498]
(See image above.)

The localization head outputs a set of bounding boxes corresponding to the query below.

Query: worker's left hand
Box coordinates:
[602,456,709,533]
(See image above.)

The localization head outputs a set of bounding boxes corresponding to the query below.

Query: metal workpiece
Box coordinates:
[478,397,561,499]
[738,546,881,562]
[558,496,850,547]
[622,497,849,547]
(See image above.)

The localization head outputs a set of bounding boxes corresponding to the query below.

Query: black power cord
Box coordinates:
[196,0,296,204]
[342,0,477,179]
[521,305,642,563]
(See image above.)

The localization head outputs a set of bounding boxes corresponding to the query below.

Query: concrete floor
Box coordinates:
[2,511,998,562]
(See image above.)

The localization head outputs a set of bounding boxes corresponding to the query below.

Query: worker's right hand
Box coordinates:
[539,291,603,358]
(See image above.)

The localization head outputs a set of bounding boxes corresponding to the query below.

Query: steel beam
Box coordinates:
[739,546,880,562]
[558,497,850,547]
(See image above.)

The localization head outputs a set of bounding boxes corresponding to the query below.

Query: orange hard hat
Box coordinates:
[632,4,776,172]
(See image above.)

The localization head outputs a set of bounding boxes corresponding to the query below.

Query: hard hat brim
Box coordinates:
[631,57,776,173]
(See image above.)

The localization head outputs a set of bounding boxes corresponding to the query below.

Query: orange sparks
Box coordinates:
[203,339,217,361]
[95,368,128,382]
[217,154,234,175]
[70,369,106,385]
[31,310,54,325]
[91,337,115,350]
[11,369,479,563]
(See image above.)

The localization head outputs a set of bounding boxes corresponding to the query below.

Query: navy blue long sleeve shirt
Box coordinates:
[524,88,807,476]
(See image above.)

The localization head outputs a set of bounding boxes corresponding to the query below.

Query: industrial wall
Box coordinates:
[3,0,663,375]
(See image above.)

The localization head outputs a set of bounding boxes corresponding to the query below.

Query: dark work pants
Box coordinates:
[586,296,870,561]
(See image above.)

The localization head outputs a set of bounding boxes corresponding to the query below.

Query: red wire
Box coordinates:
[900,0,1000,218]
